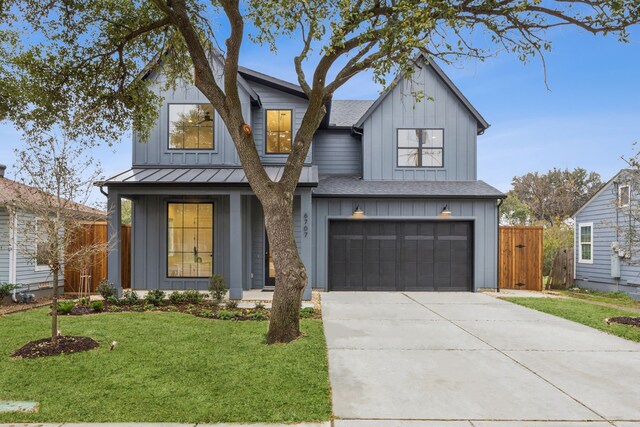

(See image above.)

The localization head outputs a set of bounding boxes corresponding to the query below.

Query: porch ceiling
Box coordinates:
[97,165,319,187]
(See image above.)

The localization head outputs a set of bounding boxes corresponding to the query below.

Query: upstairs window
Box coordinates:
[578,222,593,264]
[618,185,630,208]
[168,104,214,150]
[266,110,292,154]
[397,129,444,168]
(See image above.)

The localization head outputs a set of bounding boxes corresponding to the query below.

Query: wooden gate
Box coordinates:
[499,226,543,291]
[64,222,131,293]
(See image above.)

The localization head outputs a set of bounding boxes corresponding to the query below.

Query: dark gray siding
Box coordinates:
[0,208,9,282]
[575,179,640,296]
[248,82,311,164]
[313,130,362,176]
[312,197,498,291]
[362,61,478,181]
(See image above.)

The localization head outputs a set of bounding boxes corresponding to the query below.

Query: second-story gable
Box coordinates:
[356,57,489,181]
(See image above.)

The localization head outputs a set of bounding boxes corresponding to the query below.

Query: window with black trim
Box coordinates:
[266,109,292,153]
[167,203,214,278]
[397,128,444,168]
[168,104,214,150]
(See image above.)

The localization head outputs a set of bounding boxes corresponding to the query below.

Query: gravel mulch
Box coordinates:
[607,316,640,328]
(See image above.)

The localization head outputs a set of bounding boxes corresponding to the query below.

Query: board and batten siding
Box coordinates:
[131,193,303,291]
[362,62,478,181]
[0,208,10,282]
[248,81,311,165]
[575,179,640,295]
[312,198,498,291]
[132,77,252,167]
[313,129,362,176]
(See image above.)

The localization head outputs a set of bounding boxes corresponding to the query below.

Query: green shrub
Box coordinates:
[300,307,315,318]
[226,299,239,309]
[144,289,165,306]
[169,291,186,305]
[120,290,139,306]
[182,290,204,304]
[57,300,76,314]
[106,295,119,306]
[248,311,267,321]
[96,280,116,300]
[254,301,266,310]
[199,309,213,317]
[217,310,239,320]
[165,305,177,312]
[108,305,123,313]
[0,283,15,305]
[209,274,227,303]
[90,300,104,312]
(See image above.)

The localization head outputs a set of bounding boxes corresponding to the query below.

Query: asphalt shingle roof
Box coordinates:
[329,100,375,127]
[313,175,505,198]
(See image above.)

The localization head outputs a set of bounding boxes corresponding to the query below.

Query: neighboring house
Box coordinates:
[99,55,504,299]
[573,169,640,300]
[0,164,104,300]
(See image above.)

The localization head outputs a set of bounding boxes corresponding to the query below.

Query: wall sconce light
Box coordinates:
[352,205,365,219]
[439,204,452,217]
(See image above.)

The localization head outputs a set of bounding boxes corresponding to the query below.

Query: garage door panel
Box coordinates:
[329,220,472,292]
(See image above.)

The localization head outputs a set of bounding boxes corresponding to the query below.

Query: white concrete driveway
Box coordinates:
[322,292,640,427]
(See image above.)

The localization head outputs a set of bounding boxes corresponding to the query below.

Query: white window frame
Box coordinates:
[618,185,631,208]
[578,222,594,264]
[34,218,51,272]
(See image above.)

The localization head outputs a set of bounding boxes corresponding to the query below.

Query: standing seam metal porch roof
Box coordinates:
[97,166,319,187]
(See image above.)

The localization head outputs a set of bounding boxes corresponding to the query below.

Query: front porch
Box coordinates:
[101,167,317,301]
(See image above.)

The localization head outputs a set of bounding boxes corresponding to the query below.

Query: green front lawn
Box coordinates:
[0,308,331,423]
[504,297,640,343]
[556,288,640,309]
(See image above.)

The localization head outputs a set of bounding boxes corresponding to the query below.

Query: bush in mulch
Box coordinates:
[606,317,640,328]
[11,336,100,359]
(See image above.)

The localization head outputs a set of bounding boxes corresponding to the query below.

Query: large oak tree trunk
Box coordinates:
[262,192,307,344]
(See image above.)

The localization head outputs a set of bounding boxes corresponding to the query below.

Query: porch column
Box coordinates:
[229,192,243,300]
[300,190,313,301]
[107,188,122,297]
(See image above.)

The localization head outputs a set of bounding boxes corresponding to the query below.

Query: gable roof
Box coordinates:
[355,56,489,133]
[0,176,105,217]
[573,169,628,218]
[238,66,307,99]
[329,100,375,127]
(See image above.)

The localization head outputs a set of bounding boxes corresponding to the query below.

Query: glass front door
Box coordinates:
[265,232,276,288]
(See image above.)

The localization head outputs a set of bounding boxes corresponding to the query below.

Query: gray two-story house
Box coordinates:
[573,169,640,299]
[100,56,504,300]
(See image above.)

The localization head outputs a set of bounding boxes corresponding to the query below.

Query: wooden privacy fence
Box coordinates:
[499,226,543,291]
[64,222,131,293]
[548,247,574,289]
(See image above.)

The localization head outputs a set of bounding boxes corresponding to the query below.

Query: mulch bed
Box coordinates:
[607,316,640,328]
[11,336,100,359]
[0,299,52,316]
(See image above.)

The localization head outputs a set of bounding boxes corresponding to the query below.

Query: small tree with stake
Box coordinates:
[11,131,104,348]
[1,0,639,343]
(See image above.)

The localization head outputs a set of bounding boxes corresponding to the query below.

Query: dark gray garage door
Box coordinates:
[329,220,473,291]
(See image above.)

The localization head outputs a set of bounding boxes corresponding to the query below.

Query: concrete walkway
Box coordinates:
[322,292,640,427]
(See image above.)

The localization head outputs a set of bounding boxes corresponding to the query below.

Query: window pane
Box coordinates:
[580,226,591,243]
[620,187,630,206]
[398,149,420,167]
[168,104,214,150]
[423,129,443,148]
[398,129,420,148]
[266,110,292,153]
[581,244,591,260]
[167,203,214,278]
[422,149,443,167]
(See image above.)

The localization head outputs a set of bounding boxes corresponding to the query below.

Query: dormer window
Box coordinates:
[618,185,630,208]
[397,128,444,168]
[168,104,214,150]
[266,109,292,154]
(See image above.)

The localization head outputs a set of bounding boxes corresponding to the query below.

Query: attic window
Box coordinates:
[168,104,214,150]
[618,185,630,208]
[266,110,292,154]
[397,129,444,168]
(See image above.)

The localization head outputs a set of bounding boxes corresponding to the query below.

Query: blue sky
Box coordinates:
[1,24,639,196]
